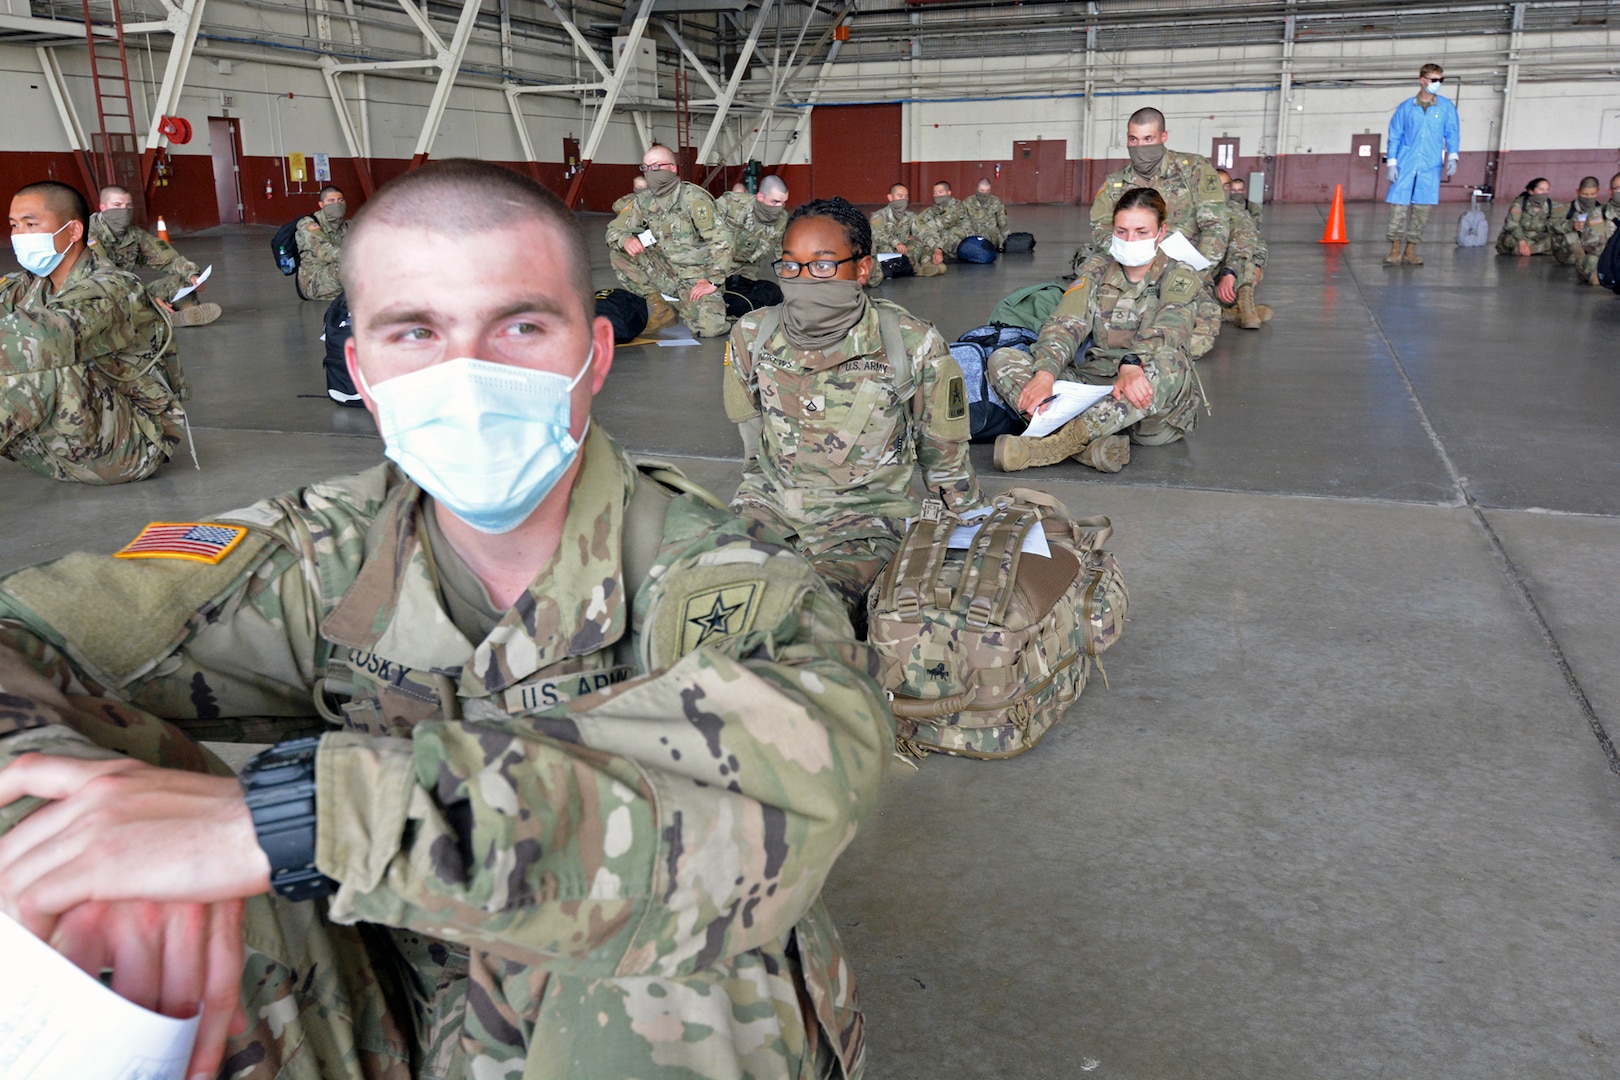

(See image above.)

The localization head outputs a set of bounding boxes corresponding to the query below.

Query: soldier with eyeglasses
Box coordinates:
[721,197,983,623]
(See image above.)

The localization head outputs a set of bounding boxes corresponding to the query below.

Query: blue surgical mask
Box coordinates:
[11,220,76,277]
[1426,79,1444,96]
[362,349,594,534]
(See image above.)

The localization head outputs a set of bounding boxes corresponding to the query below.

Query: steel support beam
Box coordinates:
[36,45,100,197]
[136,0,207,192]
[562,0,657,206]
[657,18,722,98]
[1497,2,1524,156]
[411,0,483,164]
[695,0,773,166]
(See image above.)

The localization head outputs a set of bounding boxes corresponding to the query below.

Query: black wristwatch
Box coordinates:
[1119,353,1144,368]
[239,736,339,902]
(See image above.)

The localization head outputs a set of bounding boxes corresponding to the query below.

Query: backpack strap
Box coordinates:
[955,506,1038,630]
[874,304,923,423]
[746,307,781,370]
[890,516,957,618]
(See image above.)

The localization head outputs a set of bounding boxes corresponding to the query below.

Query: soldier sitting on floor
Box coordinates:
[88,184,220,327]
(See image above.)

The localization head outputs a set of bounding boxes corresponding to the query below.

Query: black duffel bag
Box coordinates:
[1003,232,1036,254]
[722,274,785,318]
[595,288,649,343]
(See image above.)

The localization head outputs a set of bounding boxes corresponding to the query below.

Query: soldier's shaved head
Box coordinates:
[888,183,909,199]
[759,175,788,199]
[344,159,593,319]
[14,181,89,229]
[99,184,132,204]
[643,143,678,168]
[1128,107,1165,134]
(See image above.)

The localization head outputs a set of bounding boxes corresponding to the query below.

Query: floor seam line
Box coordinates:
[1341,246,1620,778]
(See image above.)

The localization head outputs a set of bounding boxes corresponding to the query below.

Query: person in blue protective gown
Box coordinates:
[1383,62,1461,267]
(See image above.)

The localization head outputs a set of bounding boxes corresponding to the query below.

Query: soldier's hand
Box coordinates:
[624,236,646,257]
[689,280,718,302]
[1216,276,1237,305]
[156,299,177,314]
[1517,240,1531,257]
[895,243,908,254]
[1017,371,1057,417]
[932,249,945,265]
[53,898,248,1080]
[1113,366,1154,411]
[0,753,271,940]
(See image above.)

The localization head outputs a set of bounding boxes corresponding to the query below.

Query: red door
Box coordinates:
[810,104,901,204]
[1009,139,1066,203]
[1349,134,1382,201]
[207,117,244,224]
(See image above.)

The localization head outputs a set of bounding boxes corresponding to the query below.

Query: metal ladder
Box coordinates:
[673,63,690,178]
[79,0,147,214]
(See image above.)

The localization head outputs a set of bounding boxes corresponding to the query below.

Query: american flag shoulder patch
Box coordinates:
[115,522,250,564]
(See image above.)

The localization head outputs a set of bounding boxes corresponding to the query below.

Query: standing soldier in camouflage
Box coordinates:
[89,184,221,327]
[3,180,186,484]
[918,181,974,258]
[1495,177,1562,256]
[991,188,1206,475]
[296,185,349,300]
[0,161,890,1080]
[965,177,1009,249]
[1576,171,1620,287]
[724,197,982,620]
[1079,108,1226,357]
[1215,169,1273,330]
[1552,177,1601,266]
[605,144,732,337]
[868,183,945,285]
[717,174,790,272]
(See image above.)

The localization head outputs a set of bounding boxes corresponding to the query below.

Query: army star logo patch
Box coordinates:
[680,583,761,652]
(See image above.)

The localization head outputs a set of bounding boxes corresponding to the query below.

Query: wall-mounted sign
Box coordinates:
[313,153,331,182]
[288,152,307,182]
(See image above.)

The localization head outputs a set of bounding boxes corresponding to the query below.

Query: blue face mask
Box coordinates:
[362,349,594,534]
[11,220,76,277]
[1425,79,1444,97]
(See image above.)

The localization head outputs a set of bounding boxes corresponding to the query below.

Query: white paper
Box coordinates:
[655,337,701,347]
[171,264,212,303]
[637,229,658,247]
[1021,380,1116,439]
[1157,231,1212,272]
[905,506,1051,559]
[875,252,903,263]
[0,911,200,1079]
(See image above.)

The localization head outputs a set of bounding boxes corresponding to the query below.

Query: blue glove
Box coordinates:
[1386,161,1398,184]
[1445,154,1459,179]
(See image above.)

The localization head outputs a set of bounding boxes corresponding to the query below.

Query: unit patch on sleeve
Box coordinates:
[945,375,967,421]
[115,522,250,564]
[679,582,762,653]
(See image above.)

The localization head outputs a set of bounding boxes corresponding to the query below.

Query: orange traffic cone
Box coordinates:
[156,215,170,242]
[1320,185,1348,244]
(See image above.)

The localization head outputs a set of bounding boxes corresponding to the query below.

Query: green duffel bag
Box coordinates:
[867,488,1127,759]
[988,281,1065,332]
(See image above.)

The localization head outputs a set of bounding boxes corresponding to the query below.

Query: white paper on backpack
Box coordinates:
[1020,381,1116,440]
[1156,232,1212,271]
[0,910,200,1079]
[171,264,212,303]
[905,506,1051,559]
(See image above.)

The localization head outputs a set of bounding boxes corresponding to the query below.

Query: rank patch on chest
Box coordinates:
[115,522,250,564]
[679,582,762,653]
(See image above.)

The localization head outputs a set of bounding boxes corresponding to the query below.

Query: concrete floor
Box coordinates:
[5,202,1620,1078]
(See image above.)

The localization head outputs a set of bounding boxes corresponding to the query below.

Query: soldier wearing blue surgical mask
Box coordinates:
[2,179,186,483]
[0,159,889,1080]
[1383,62,1462,266]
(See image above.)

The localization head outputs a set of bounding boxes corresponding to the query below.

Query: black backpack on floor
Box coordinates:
[1003,232,1036,254]
[322,293,363,407]
[949,323,1035,442]
[722,274,784,319]
[595,288,649,343]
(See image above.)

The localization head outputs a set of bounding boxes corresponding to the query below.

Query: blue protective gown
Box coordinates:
[1385,92,1461,205]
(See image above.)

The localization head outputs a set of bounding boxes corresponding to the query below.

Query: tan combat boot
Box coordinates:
[170,301,222,327]
[993,419,1092,472]
[1236,284,1262,330]
[1220,304,1240,325]
[1402,241,1424,266]
[1383,240,1404,266]
[1075,434,1130,474]
[643,293,678,333]
[1588,270,1602,287]
[1255,304,1275,323]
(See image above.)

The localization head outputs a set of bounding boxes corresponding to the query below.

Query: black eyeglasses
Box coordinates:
[773,257,857,279]
[638,162,677,173]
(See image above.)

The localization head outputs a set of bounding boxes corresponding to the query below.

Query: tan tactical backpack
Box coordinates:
[866,488,1127,759]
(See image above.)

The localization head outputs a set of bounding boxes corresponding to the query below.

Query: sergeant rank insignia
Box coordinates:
[680,582,761,652]
[115,522,250,564]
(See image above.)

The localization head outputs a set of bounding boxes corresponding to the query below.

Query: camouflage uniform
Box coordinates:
[917,197,973,258]
[0,426,891,1079]
[989,252,1206,450]
[610,192,634,215]
[297,213,350,301]
[723,298,981,617]
[0,250,185,484]
[1081,152,1227,358]
[716,191,787,272]
[1551,201,1598,265]
[1215,199,1269,327]
[867,203,943,285]
[963,193,1009,248]
[87,212,201,307]
[1576,201,1620,281]
[1495,194,1564,255]
[606,182,732,337]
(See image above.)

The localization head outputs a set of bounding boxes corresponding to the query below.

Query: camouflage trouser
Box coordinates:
[989,349,1202,447]
[1551,229,1583,265]
[299,259,343,302]
[2,369,178,485]
[609,249,729,337]
[1386,203,1433,243]
[1577,249,1603,278]
[1188,295,1221,360]
[730,493,898,631]
[142,270,204,309]
[1497,231,1554,256]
